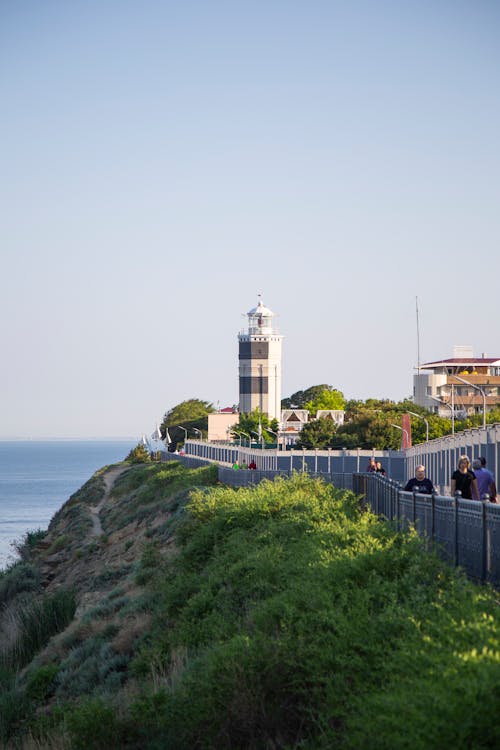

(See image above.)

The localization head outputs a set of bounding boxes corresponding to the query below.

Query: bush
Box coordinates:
[65,696,126,749]
[132,474,500,749]
[125,444,151,464]
[0,561,41,603]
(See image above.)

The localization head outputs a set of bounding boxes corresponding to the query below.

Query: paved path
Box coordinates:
[89,466,128,536]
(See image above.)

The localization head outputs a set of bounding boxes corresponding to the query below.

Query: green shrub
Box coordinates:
[47,534,67,555]
[56,640,129,698]
[11,528,46,561]
[65,696,126,749]
[132,474,500,750]
[24,663,59,702]
[125,444,151,464]
[0,561,41,603]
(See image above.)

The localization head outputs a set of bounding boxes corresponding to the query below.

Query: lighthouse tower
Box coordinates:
[238,298,283,421]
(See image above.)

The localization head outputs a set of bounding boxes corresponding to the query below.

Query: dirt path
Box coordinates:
[89,466,128,537]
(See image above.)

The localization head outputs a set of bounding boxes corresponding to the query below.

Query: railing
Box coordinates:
[354,473,500,586]
[159,451,500,587]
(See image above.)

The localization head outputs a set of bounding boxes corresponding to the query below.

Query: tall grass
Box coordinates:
[1,589,76,670]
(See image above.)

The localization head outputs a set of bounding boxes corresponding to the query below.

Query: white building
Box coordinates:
[414,346,500,418]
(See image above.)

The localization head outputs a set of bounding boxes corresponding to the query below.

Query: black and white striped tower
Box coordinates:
[238,298,283,421]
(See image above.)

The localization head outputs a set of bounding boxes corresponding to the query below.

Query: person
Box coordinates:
[366,457,377,472]
[248,460,257,470]
[472,458,497,502]
[240,461,248,470]
[375,461,386,476]
[450,455,480,500]
[404,465,435,494]
[232,460,240,470]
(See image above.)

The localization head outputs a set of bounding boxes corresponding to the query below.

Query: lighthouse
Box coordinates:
[238,298,283,421]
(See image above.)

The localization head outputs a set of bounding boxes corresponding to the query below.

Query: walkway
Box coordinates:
[89,466,128,536]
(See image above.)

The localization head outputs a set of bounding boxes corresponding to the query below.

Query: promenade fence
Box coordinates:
[159,451,500,587]
[354,473,500,586]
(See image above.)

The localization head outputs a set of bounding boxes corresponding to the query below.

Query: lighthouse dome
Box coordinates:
[246,299,277,335]
[247,300,274,318]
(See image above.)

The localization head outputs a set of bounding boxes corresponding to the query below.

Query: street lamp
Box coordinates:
[177,425,188,445]
[250,431,263,448]
[239,431,251,447]
[192,428,202,440]
[265,428,279,447]
[407,411,429,442]
[429,395,455,434]
[232,431,244,446]
[452,375,487,429]
[390,424,409,448]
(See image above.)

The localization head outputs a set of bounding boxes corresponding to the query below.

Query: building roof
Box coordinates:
[421,357,500,369]
[247,299,274,318]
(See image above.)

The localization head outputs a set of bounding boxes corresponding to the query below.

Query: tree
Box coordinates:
[162,399,214,426]
[304,388,345,414]
[125,443,151,463]
[234,409,279,444]
[160,399,215,449]
[281,383,344,409]
[295,417,338,449]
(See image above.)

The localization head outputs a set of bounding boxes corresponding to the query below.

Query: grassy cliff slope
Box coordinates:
[0,463,499,749]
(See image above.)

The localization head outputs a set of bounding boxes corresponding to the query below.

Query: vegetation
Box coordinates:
[1,465,498,749]
[235,408,279,444]
[160,398,214,448]
[125,443,152,463]
[281,383,338,410]
[295,415,339,448]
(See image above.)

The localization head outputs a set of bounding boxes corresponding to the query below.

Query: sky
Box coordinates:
[1,0,499,438]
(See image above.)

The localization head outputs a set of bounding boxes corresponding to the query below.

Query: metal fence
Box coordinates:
[354,473,500,586]
[159,450,500,586]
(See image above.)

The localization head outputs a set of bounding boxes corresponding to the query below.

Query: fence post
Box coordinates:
[413,490,417,525]
[454,492,460,567]
[431,492,436,540]
[481,501,488,583]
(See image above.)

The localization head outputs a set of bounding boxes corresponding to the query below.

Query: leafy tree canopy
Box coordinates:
[281,383,344,409]
[233,409,279,444]
[304,388,345,414]
[160,399,215,448]
[162,399,214,426]
[295,417,338,449]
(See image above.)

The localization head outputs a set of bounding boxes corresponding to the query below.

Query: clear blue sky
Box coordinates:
[1,0,499,438]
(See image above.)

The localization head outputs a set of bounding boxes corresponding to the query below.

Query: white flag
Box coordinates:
[165,427,171,445]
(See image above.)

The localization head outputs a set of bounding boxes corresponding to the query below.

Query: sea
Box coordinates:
[0,439,137,570]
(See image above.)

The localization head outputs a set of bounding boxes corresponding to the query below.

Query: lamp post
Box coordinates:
[192,428,202,441]
[233,431,244,446]
[239,431,251,448]
[452,375,487,429]
[177,425,188,446]
[250,431,262,448]
[407,411,429,443]
[429,395,455,434]
[390,424,409,449]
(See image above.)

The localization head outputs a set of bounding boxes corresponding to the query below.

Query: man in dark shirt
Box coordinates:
[404,465,435,494]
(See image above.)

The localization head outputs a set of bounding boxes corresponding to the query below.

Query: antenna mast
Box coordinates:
[416,296,421,374]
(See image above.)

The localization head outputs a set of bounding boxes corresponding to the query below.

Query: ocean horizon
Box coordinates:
[0,439,137,570]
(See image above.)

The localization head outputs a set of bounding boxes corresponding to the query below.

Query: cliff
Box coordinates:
[0,461,499,749]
